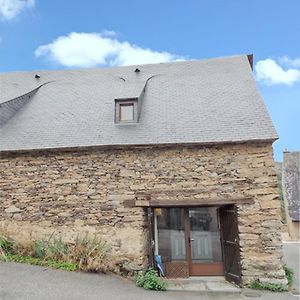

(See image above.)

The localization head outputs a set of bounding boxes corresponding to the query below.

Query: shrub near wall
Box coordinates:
[0,233,113,273]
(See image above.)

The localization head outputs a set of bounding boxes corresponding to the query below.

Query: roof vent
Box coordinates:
[35,74,41,79]
[134,68,140,73]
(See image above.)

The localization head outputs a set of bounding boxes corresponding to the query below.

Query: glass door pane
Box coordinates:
[157,208,186,262]
[189,207,222,263]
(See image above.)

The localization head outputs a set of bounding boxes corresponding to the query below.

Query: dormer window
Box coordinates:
[115,98,138,124]
[120,102,134,121]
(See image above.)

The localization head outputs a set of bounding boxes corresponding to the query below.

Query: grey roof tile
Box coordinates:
[0,55,278,152]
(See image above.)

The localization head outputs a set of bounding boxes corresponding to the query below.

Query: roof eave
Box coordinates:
[0,138,278,156]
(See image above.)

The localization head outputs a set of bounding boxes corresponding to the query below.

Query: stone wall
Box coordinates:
[0,142,287,285]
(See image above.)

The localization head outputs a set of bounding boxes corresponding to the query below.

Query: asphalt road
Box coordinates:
[0,262,297,300]
[283,241,300,295]
[0,241,299,300]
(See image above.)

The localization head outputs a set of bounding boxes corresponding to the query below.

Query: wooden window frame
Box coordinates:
[115,99,138,124]
[119,102,134,122]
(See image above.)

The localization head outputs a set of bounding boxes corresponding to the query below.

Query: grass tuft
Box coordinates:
[284,265,294,286]
[0,253,77,271]
[70,233,111,272]
[0,235,15,255]
[249,279,287,292]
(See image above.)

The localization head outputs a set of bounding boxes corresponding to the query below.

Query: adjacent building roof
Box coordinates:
[283,151,300,221]
[0,55,278,152]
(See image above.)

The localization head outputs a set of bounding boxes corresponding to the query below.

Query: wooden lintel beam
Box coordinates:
[135,197,254,207]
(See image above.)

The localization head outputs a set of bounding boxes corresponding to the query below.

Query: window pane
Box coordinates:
[157,208,186,262]
[120,103,134,121]
[190,207,222,263]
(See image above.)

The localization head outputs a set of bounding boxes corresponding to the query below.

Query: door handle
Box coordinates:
[189,237,195,244]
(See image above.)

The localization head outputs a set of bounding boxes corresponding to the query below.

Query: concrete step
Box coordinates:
[166,276,241,293]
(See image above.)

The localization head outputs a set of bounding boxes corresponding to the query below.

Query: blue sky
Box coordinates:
[0,0,299,161]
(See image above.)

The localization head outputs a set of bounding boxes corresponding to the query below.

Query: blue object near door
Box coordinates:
[155,255,165,277]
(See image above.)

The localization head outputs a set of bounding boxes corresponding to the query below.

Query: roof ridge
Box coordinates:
[0,54,251,75]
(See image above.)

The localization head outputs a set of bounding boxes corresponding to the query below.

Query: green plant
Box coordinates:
[134,268,167,291]
[69,234,111,272]
[0,253,77,271]
[0,253,41,265]
[249,279,287,292]
[47,236,69,258]
[34,235,69,260]
[1,233,112,274]
[46,259,78,271]
[284,265,294,286]
[0,235,15,255]
[34,240,46,258]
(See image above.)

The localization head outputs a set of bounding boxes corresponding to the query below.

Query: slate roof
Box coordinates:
[0,55,278,152]
[283,151,300,221]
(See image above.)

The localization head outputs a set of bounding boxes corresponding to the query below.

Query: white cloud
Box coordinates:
[255,58,300,86]
[0,0,34,21]
[35,32,184,68]
[278,56,300,69]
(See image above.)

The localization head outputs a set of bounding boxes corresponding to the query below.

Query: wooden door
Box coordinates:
[187,207,224,276]
[219,205,242,285]
[155,207,225,278]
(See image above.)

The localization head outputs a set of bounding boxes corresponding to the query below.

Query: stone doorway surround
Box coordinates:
[134,189,255,284]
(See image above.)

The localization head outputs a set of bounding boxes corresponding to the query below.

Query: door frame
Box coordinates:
[153,205,241,279]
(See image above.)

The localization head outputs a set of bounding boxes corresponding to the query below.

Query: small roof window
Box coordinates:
[120,102,134,121]
[115,99,138,124]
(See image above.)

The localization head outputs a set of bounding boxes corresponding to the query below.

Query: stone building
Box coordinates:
[0,55,287,286]
[282,151,300,240]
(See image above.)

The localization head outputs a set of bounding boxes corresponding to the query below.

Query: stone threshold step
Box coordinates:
[166,281,241,293]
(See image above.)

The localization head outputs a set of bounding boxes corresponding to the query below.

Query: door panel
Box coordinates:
[220,205,242,285]
[170,230,186,260]
[190,262,224,276]
[189,207,224,275]
[190,231,212,261]
[189,207,222,263]
[157,208,189,277]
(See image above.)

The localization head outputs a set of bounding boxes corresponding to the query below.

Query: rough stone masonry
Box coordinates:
[0,142,287,286]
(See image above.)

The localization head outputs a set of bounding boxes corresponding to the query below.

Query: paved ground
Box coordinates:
[0,241,298,300]
[0,262,297,300]
[283,241,300,295]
